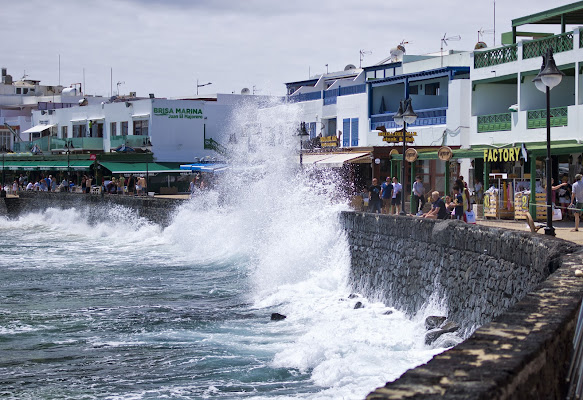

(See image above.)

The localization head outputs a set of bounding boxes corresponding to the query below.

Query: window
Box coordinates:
[16,88,21,94]
[309,122,316,139]
[61,126,68,138]
[425,82,440,96]
[110,122,117,137]
[342,119,350,147]
[351,118,359,146]
[72,124,86,138]
[0,131,10,151]
[121,121,128,136]
[409,85,419,95]
[133,120,148,136]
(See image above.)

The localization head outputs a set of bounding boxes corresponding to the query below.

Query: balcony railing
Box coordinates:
[527,107,568,129]
[370,107,447,131]
[68,137,104,151]
[323,89,339,105]
[477,113,512,133]
[338,84,366,96]
[287,91,322,103]
[110,135,151,149]
[522,31,574,59]
[474,44,518,69]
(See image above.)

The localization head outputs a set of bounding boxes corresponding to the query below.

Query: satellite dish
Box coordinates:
[344,64,357,71]
[241,88,251,95]
[389,44,406,62]
[474,41,488,49]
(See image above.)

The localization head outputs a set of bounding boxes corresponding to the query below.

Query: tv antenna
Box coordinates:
[116,81,125,96]
[359,49,372,68]
[440,33,461,67]
[478,28,494,43]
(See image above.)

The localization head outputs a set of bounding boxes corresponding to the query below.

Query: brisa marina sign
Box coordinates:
[153,107,203,120]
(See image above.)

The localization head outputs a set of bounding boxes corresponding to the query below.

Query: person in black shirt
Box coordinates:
[368,178,382,214]
[452,185,464,220]
[421,191,447,219]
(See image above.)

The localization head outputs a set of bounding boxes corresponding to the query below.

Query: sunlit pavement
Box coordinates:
[477,218,583,245]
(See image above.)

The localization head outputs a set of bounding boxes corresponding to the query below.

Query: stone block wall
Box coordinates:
[341,211,577,331]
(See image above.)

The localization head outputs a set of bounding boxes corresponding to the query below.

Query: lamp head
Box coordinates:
[539,49,564,89]
[393,101,404,126]
[402,98,417,124]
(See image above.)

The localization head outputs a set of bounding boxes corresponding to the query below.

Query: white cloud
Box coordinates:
[0,0,577,97]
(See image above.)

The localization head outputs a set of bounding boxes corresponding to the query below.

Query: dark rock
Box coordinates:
[383,310,394,315]
[425,321,460,345]
[354,301,364,309]
[425,316,447,330]
[348,293,359,299]
[270,313,286,321]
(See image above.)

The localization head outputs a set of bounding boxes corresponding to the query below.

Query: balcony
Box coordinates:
[68,137,104,151]
[323,89,338,105]
[474,30,578,68]
[527,107,568,129]
[477,113,512,133]
[370,107,447,131]
[110,135,151,149]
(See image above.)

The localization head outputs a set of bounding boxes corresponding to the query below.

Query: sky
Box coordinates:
[1,0,579,98]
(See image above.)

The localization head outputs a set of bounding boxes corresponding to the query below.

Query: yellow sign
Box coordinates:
[405,148,418,162]
[390,149,400,156]
[483,147,521,163]
[383,136,415,143]
[320,135,338,148]
[438,146,453,161]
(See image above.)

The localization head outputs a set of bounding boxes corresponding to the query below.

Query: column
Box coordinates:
[529,155,537,216]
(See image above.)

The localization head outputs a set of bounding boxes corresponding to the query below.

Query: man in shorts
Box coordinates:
[569,174,583,232]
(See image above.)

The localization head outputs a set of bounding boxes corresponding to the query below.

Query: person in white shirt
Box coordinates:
[569,174,583,232]
[391,177,402,215]
[412,176,425,214]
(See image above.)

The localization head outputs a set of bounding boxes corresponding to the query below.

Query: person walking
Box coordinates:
[569,174,583,232]
[380,177,393,214]
[412,176,425,214]
[391,177,402,214]
[368,178,382,214]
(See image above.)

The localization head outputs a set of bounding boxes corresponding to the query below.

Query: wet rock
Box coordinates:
[425,316,447,330]
[270,313,286,321]
[425,321,460,345]
[354,301,364,309]
[348,294,359,299]
[383,310,394,315]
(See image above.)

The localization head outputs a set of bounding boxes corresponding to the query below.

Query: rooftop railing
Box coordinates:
[477,112,512,133]
[522,31,574,59]
[474,44,518,69]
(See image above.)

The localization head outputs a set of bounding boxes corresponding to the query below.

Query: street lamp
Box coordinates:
[533,48,564,236]
[64,140,74,191]
[196,79,212,95]
[393,98,417,215]
[297,122,310,165]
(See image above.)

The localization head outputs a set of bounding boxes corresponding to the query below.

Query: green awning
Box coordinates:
[99,162,184,174]
[0,160,93,171]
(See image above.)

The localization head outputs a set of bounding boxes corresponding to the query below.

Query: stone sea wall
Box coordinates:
[341,211,576,331]
[2,192,183,226]
[340,211,583,399]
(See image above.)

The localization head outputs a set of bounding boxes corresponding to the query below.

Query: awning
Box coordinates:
[132,113,150,119]
[0,160,93,171]
[298,153,336,165]
[99,162,184,174]
[314,152,372,168]
[70,118,87,123]
[179,163,229,172]
[22,124,55,134]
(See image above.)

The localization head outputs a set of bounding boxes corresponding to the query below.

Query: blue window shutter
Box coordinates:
[342,119,350,147]
[309,122,316,139]
[351,118,359,146]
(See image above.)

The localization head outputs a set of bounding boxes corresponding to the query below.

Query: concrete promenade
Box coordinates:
[477,218,583,245]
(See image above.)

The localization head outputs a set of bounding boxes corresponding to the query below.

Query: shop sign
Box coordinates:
[483,147,521,163]
[438,146,453,161]
[320,135,338,148]
[153,107,203,120]
[89,154,96,160]
[379,130,417,144]
[390,149,400,156]
[405,148,418,162]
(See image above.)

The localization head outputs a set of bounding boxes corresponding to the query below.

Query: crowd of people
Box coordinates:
[2,173,150,196]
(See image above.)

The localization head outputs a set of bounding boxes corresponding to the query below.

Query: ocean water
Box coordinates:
[0,102,451,399]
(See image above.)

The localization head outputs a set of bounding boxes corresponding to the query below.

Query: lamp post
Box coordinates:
[1,149,5,198]
[393,98,417,215]
[64,140,73,191]
[533,48,564,236]
[297,122,310,165]
[196,79,212,95]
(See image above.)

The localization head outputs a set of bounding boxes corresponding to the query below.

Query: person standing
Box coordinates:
[368,178,382,214]
[474,180,483,204]
[451,186,464,220]
[127,175,136,196]
[380,177,393,214]
[569,174,583,232]
[391,177,402,214]
[412,176,425,214]
[558,175,572,220]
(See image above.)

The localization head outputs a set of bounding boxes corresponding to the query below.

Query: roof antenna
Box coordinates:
[359,49,372,68]
[440,33,461,67]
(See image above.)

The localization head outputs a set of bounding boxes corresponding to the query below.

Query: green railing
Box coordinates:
[477,113,512,133]
[474,44,518,68]
[68,137,104,151]
[204,137,227,155]
[110,135,151,149]
[527,107,568,129]
[523,31,574,59]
